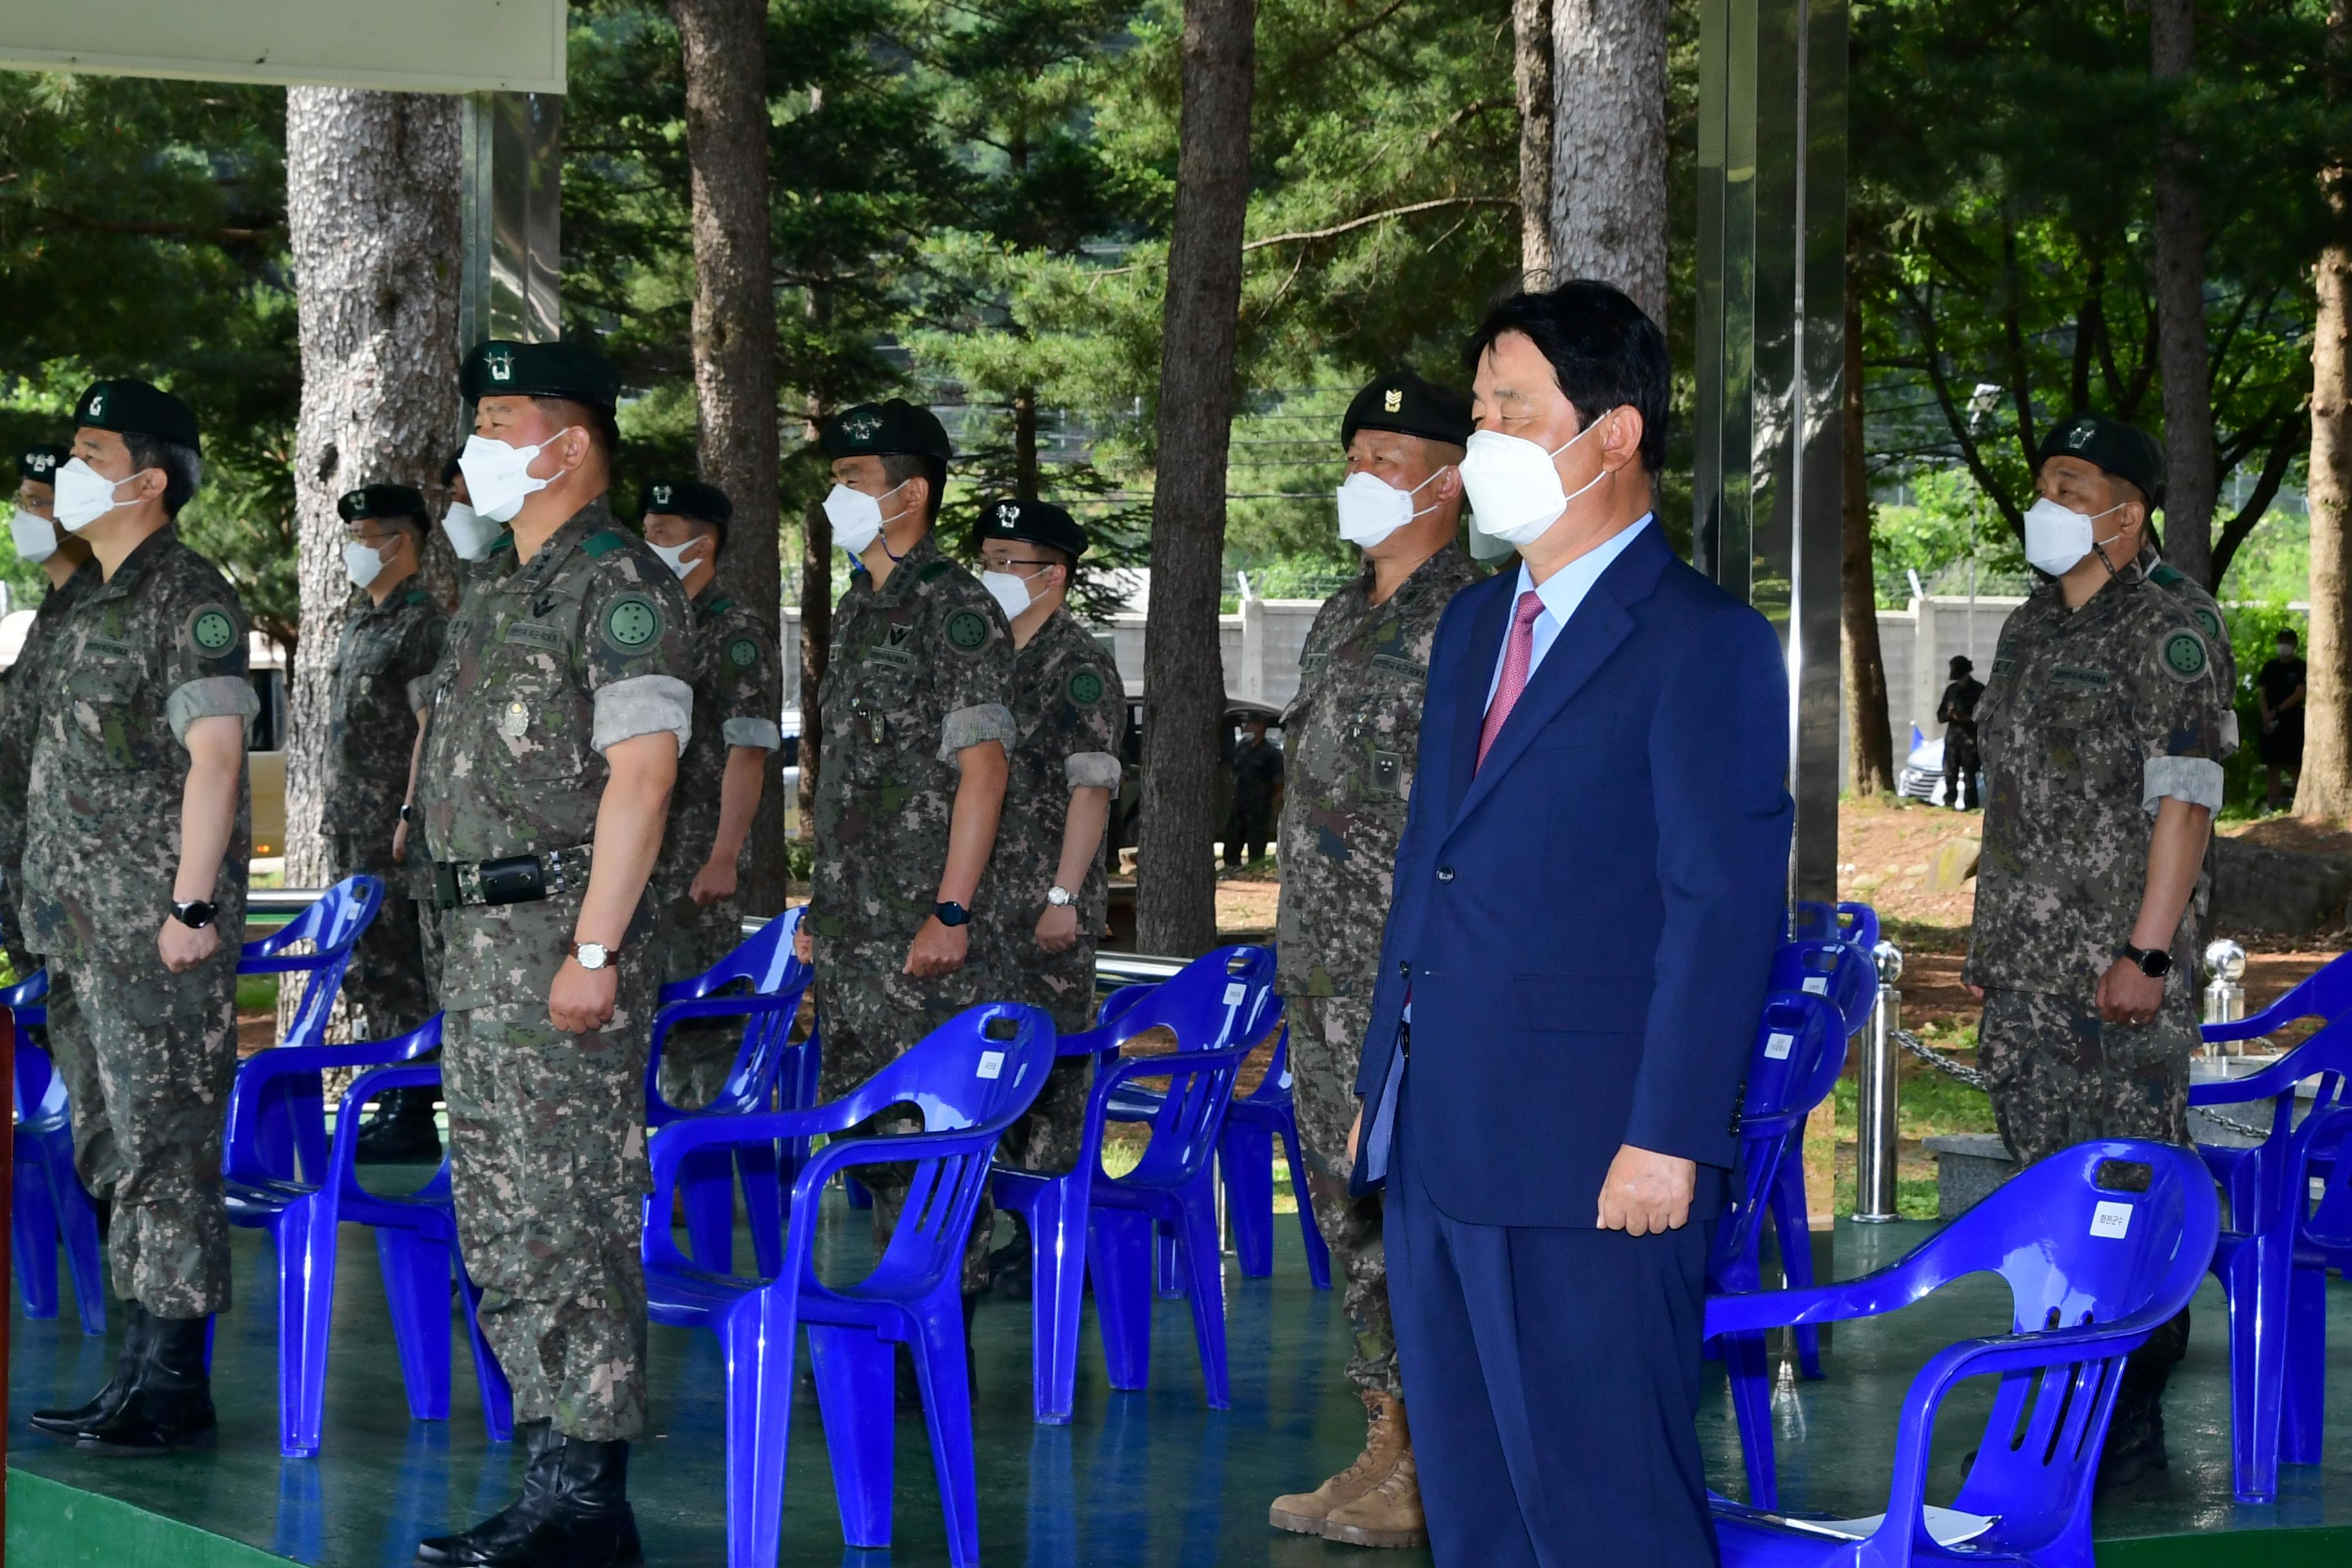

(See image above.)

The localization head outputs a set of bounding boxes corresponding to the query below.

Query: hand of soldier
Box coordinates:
[689,859,737,907]
[2096,956,2165,1027]
[392,819,409,864]
[158,914,219,974]
[1035,903,1079,954]
[1967,983,1984,1002]
[549,957,618,1034]
[1596,1143,1697,1235]
[1347,1107,1361,1163]
[905,916,968,978]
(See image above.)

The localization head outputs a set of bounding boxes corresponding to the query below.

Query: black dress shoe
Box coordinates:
[31,1303,149,1440]
[484,1438,644,1568]
[357,1088,445,1164]
[417,1420,560,1565]
[75,1313,217,1455]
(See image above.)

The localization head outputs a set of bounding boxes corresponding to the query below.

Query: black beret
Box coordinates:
[1949,654,1974,673]
[639,477,732,528]
[440,450,465,485]
[821,398,952,462]
[1342,371,1473,449]
[17,444,68,486]
[461,338,622,411]
[74,378,201,456]
[976,496,1088,559]
[338,484,428,524]
[2037,413,2165,507]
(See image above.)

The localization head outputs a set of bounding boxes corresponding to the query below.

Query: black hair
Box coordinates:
[879,451,947,525]
[119,430,202,518]
[531,397,622,462]
[1462,280,1670,474]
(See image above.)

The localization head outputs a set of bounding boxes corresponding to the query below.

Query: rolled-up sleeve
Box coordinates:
[939,701,1017,761]
[167,676,262,745]
[2131,616,2228,816]
[1066,750,1121,791]
[724,716,783,750]
[592,673,692,756]
[2144,755,2224,812]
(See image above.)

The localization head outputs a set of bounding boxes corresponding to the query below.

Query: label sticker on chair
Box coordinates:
[1224,982,1247,1006]
[1801,975,1829,995]
[2090,1200,2132,1239]
[976,1051,1004,1080]
[1763,1032,1795,1060]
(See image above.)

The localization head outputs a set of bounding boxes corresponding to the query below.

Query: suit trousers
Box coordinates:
[1390,1102,1720,1567]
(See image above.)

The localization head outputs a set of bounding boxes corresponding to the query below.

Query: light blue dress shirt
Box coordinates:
[1484,513,1655,711]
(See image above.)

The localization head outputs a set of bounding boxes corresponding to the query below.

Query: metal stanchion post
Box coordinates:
[2202,938,2246,1055]
[1852,940,1903,1224]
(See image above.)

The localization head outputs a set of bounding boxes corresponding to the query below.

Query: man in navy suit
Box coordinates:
[1349,281,1794,1565]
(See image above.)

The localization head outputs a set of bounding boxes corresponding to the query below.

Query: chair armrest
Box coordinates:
[642,993,814,1120]
[1079,1043,1253,1174]
[646,1100,865,1189]
[223,1020,441,1142]
[0,969,48,1010]
[324,1063,444,1191]
[2189,1060,2318,1108]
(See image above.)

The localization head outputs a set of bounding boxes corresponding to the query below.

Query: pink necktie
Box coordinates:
[1478,590,1545,770]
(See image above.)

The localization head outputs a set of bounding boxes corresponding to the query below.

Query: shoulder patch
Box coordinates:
[2191,604,2224,643]
[2148,562,2185,587]
[2159,629,2209,682]
[727,635,761,669]
[945,608,992,654]
[187,606,239,656]
[602,593,665,651]
[1067,667,1106,706]
[582,530,629,560]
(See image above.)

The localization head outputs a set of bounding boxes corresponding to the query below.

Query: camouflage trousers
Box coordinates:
[647,886,746,1111]
[816,935,997,1291]
[992,936,1099,1175]
[442,991,652,1442]
[1286,990,1398,1396]
[46,952,239,1317]
[333,835,435,1041]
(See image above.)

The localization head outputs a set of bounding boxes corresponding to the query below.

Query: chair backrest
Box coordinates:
[0,966,48,1032]
[649,907,812,1118]
[1790,899,1879,951]
[2213,946,2352,1041]
[1766,939,1876,1036]
[663,906,803,1002]
[1892,1142,2218,1544]
[1710,992,1846,1284]
[1064,944,1280,1058]
[11,1038,66,1128]
[241,876,386,1049]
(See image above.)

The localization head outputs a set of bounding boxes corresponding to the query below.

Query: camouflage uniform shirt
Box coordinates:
[323,583,447,843]
[647,582,783,926]
[0,562,94,969]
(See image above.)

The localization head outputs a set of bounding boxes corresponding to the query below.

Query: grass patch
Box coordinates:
[235,974,279,1014]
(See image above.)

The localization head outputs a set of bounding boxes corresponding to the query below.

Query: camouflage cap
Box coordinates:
[337,483,429,524]
[821,398,952,462]
[73,378,201,456]
[461,338,623,411]
[17,444,67,486]
[2038,412,2165,507]
[976,496,1088,559]
[639,477,732,527]
[1342,371,1473,449]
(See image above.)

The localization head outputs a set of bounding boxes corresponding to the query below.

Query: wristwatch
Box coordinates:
[170,899,217,930]
[2118,942,2174,979]
[569,940,616,971]
[398,803,413,824]
[1046,885,1075,908]
[933,901,971,928]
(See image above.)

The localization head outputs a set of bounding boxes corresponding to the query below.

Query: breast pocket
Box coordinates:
[2039,688,2122,795]
[65,661,152,772]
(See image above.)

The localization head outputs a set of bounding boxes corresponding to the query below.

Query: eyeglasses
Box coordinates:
[979,555,1056,573]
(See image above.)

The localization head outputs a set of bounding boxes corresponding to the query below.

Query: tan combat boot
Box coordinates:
[1323,1440,1427,1549]
[1269,1390,1409,1536]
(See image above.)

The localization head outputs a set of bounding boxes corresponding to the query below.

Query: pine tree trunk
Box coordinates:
[1841,264,1894,796]
[1014,386,1041,500]
[1138,0,1255,958]
[1547,0,1667,322]
[673,0,786,917]
[1514,0,1554,287]
[2151,0,2217,585]
[2302,3,2352,819]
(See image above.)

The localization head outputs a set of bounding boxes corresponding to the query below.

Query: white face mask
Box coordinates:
[823,480,908,557]
[52,457,144,534]
[11,509,57,565]
[1458,411,1616,546]
[440,501,500,562]
[1334,467,1449,548]
[648,536,702,580]
[2022,495,2126,578]
[343,540,388,590]
[980,569,1037,622]
[458,430,572,524]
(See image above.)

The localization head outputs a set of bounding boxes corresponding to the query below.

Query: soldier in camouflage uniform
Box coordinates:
[637,478,784,1109]
[1,442,95,978]
[804,400,1015,1295]
[1269,372,1480,1551]
[323,484,447,1162]
[1965,411,2226,1498]
[413,341,693,1568]
[21,382,260,1456]
[971,499,1121,1188]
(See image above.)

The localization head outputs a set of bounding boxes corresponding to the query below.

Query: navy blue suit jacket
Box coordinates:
[1351,521,1794,1228]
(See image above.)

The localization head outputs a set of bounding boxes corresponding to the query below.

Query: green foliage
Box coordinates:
[2221,599,2310,810]
[1869,468,2028,607]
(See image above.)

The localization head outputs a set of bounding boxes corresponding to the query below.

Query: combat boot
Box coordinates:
[357,1086,444,1164]
[485,1437,644,1568]
[1269,1389,1410,1536]
[74,1312,216,1455]
[1324,1440,1428,1549]
[416,1419,560,1565]
[2097,1365,2174,1498]
[30,1302,150,1440]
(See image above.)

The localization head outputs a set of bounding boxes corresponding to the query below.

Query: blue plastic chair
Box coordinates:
[221,1015,514,1457]
[235,874,387,1186]
[994,945,1280,1423]
[1790,899,1881,952]
[12,1016,106,1337]
[2206,948,2352,1048]
[642,1001,1055,1568]
[643,906,817,1278]
[1707,990,1850,1513]
[1708,1140,2219,1567]
[1218,1021,1331,1288]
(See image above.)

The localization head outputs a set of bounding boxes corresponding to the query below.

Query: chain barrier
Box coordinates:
[1890,1026,2276,1142]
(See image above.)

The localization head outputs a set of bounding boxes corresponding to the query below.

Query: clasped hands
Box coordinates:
[1344,1110,1696,1235]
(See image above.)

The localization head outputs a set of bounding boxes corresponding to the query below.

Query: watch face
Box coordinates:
[576,943,609,969]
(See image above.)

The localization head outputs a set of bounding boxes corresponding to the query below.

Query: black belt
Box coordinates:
[432,845,593,910]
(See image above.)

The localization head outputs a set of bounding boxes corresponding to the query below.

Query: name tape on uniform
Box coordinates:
[977,1051,1005,1081]
[2090,1200,2133,1239]
[1764,1032,1796,1060]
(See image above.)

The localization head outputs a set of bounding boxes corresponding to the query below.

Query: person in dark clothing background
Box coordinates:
[1224,714,1284,868]
[2257,628,2308,813]
[1937,653,1985,810]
